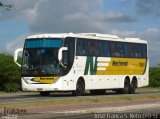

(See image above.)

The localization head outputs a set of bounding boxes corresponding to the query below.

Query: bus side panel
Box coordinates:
[61,56,87,90]
[61,56,149,91]
[138,61,149,87]
[61,56,124,91]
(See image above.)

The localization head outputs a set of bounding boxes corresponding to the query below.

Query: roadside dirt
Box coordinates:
[21,98,160,114]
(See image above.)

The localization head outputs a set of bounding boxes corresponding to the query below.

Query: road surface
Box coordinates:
[0,90,159,119]
[57,108,160,119]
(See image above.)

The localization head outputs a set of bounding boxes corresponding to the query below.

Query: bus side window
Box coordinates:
[99,41,105,57]
[135,45,140,58]
[82,40,88,55]
[101,41,110,57]
[76,39,82,55]
[111,43,114,57]
[77,39,87,56]
[64,37,75,68]
[88,41,92,56]
[111,42,120,57]
[88,40,99,56]
[124,43,129,57]
[112,42,127,57]
[139,44,147,58]
[129,44,146,58]
[142,45,147,58]
[119,43,124,57]
[129,44,135,58]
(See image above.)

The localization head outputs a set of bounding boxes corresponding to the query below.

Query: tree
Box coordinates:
[149,66,160,87]
[0,53,21,92]
[0,1,14,10]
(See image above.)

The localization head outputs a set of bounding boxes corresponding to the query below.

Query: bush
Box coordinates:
[149,66,160,87]
[4,82,21,92]
[0,53,21,92]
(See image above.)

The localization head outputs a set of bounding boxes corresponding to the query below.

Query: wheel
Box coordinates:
[129,80,137,94]
[122,79,130,94]
[40,91,50,96]
[72,80,85,96]
[90,89,106,95]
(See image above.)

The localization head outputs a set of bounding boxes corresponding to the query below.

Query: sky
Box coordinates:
[0,0,160,66]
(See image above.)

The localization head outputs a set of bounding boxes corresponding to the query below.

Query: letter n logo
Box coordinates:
[84,57,98,75]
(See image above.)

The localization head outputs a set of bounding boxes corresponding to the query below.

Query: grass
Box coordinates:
[137,87,160,91]
[0,91,39,97]
[0,93,160,111]
[0,87,159,111]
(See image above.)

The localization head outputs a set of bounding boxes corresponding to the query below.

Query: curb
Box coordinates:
[19,102,160,119]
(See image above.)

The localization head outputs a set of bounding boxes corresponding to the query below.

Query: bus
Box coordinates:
[14,33,149,96]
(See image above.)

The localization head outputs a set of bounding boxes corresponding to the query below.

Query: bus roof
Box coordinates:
[27,33,147,44]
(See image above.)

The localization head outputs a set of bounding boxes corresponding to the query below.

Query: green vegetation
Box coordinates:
[0,53,160,92]
[0,54,21,92]
[149,65,160,87]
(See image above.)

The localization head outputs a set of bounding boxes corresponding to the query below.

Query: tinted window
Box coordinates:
[129,43,147,58]
[76,38,147,58]
[99,41,110,57]
[77,39,110,57]
[25,39,62,48]
[88,40,99,56]
[111,42,127,57]
[64,37,75,74]
[76,39,88,56]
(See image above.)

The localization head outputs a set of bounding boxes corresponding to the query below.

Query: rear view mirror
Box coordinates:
[58,47,68,68]
[14,48,23,67]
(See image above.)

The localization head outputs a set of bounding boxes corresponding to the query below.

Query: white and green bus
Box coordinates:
[14,33,149,96]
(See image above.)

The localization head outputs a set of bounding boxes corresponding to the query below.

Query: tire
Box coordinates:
[129,80,137,94]
[40,91,50,96]
[90,89,106,95]
[123,79,130,94]
[72,80,85,96]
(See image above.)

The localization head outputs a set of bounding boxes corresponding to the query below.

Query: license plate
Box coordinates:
[37,88,43,91]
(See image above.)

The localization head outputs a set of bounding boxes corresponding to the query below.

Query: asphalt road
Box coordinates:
[0,90,159,104]
[56,108,160,119]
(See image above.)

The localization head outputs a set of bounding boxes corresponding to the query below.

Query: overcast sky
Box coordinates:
[0,0,160,66]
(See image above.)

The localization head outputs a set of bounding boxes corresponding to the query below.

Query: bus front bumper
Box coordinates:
[21,78,63,92]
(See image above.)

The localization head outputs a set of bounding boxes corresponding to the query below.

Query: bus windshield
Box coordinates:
[22,38,63,76]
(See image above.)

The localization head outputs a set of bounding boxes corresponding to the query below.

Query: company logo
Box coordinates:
[84,57,146,75]
[31,77,59,84]
[84,57,111,75]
